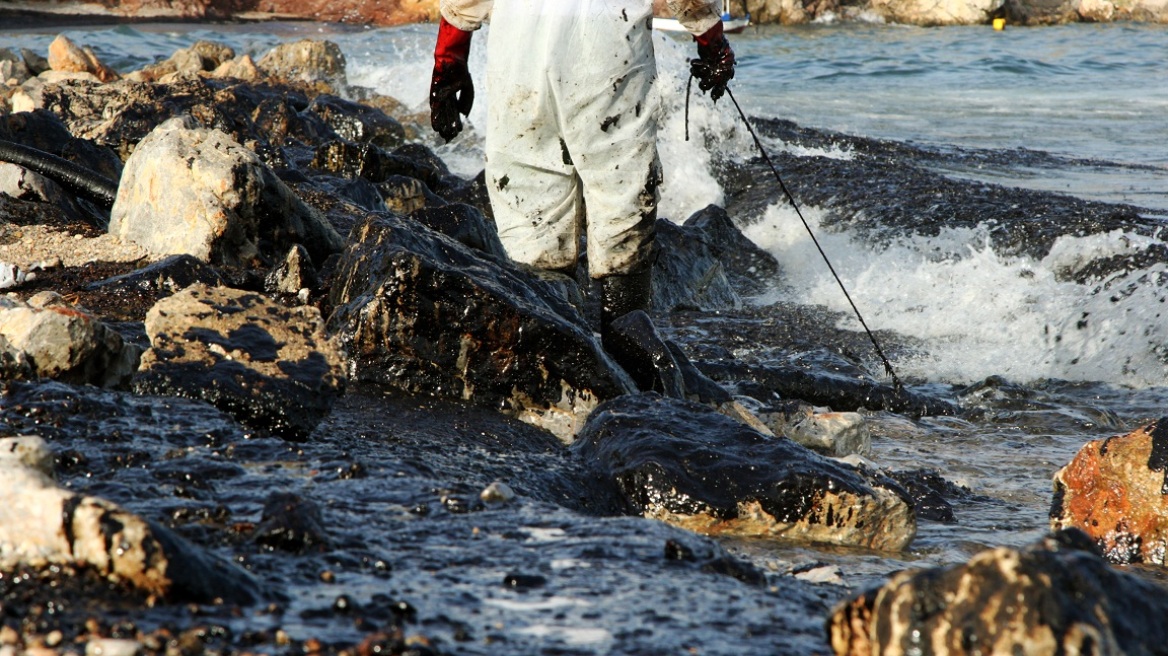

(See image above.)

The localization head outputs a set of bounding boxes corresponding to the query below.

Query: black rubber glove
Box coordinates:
[691,21,736,103]
[430,18,475,142]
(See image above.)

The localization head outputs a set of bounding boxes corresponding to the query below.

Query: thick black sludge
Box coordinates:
[0,380,839,654]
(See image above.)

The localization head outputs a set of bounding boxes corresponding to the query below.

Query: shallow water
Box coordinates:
[4,16,1168,647]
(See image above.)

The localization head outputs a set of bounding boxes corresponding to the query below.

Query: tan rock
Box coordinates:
[1051,419,1168,564]
[212,54,261,81]
[136,283,346,439]
[1079,0,1117,19]
[0,293,142,388]
[0,435,260,603]
[46,35,119,83]
[110,115,344,267]
[828,530,1168,656]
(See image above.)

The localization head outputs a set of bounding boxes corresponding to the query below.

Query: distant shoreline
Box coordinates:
[1,2,1164,31]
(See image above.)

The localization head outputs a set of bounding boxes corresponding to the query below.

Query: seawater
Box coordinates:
[3,20,1168,586]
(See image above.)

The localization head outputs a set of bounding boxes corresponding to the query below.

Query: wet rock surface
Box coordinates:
[828,529,1168,656]
[0,291,141,387]
[1051,419,1168,564]
[0,380,840,654]
[0,434,262,604]
[326,211,633,441]
[134,283,345,440]
[573,393,917,551]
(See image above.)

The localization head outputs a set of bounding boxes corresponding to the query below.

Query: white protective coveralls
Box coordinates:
[439,0,722,278]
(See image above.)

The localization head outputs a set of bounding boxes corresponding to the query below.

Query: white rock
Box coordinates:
[109,116,344,267]
[85,639,143,656]
[0,294,141,388]
[480,481,516,504]
[786,411,871,457]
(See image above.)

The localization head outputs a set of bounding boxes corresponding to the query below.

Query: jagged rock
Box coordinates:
[0,292,141,388]
[780,408,872,457]
[265,243,318,296]
[607,310,687,398]
[0,48,32,86]
[110,116,345,267]
[256,39,347,92]
[307,94,405,149]
[46,35,119,83]
[36,74,337,161]
[1051,419,1168,564]
[572,393,916,551]
[378,175,437,214]
[127,40,237,82]
[1003,0,1079,22]
[84,254,226,297]
[327,212,634,442]
[681,205,781,297]
[211,54,261,81]
[701,356,960,417]
[869,0,1000,24]
[240,0,438,25]
[0,435,261,604]
[133,283,346,440]
[654,204,780,315]
[407,203,507,261]
[253,492,332,553]
[651,218,741,312]
[828,529,1168,656]
[884,468,963,524]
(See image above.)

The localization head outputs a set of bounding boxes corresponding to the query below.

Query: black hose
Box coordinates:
[682,77,904,389]
[0,139,118,208]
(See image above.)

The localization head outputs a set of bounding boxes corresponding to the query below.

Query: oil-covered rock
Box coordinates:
[572,393,917,551]
[828,529,1168,656]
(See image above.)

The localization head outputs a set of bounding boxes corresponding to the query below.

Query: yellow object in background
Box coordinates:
[993,17,1006,29]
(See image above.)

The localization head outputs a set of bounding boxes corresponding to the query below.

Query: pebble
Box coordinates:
[480,480,516,504]
[85,639,143,656]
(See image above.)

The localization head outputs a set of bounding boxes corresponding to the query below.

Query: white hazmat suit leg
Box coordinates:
[484,0,662,278]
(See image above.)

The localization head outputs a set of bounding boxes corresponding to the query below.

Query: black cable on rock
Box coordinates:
[0,139,118,209]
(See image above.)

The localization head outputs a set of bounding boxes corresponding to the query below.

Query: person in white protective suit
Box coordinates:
[430,0,736,350]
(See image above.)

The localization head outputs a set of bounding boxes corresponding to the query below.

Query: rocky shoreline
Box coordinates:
[4,30,1168,656]
[2,0,1167,30]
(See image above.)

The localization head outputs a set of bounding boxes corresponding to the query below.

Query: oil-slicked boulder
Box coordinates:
[571,393,916,550]
[828,529,1168,656]
[307,95,405,149]
[0,292,141,388]
[133,283,346,440]
[327,212,634,441]
[651,218,741,312]
[110,116,345,267]
[1051,419,1168,564]
[681,204,781,296]
[0,435,261,604]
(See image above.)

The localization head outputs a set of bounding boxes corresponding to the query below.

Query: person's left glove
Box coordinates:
[431,17,475,142]
[691,21,736,103]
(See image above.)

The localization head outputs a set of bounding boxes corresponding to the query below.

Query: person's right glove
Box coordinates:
[430,17,475,142]
[691,21,736,103]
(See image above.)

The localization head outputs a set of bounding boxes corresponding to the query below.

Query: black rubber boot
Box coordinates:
[599,269,652,350]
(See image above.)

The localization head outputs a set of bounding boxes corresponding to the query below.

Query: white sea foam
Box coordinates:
[746,203,1168,388]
